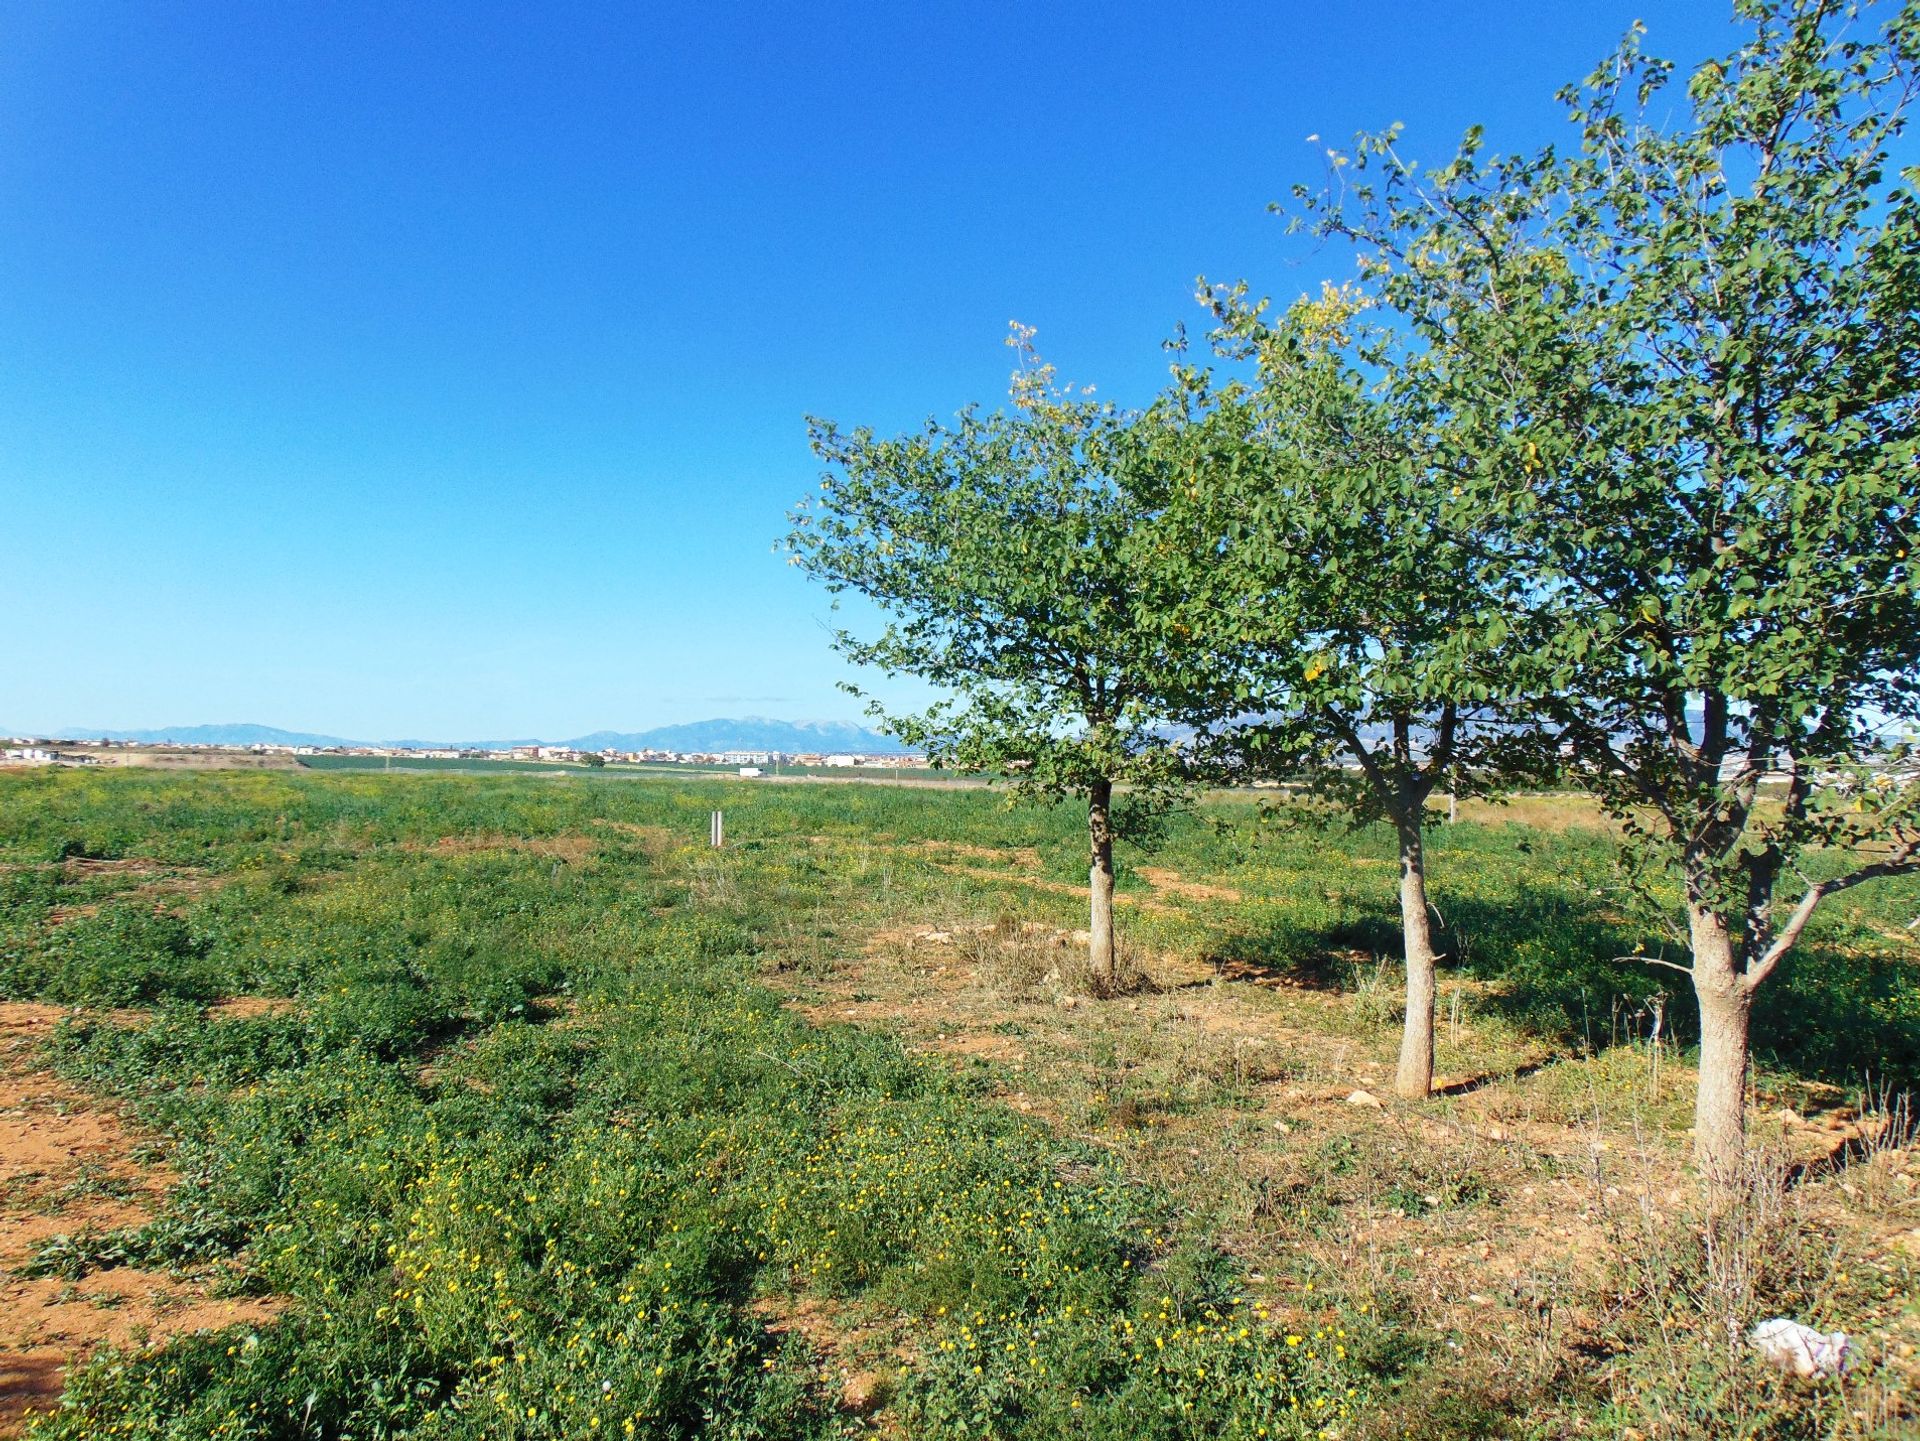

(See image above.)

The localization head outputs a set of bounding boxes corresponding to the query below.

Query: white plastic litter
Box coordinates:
[1749,1318,1853,1379]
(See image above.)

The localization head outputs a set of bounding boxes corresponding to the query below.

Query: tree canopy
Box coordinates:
[786,335,1218,986]
[1157,285,1555,1096]
[1276,0,1920,1178]
[787,0,1920,1183]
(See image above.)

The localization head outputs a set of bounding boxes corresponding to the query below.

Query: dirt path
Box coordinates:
[0,1004,279,1437]
[1134,865,1242,903]
[763,900,1920,1419]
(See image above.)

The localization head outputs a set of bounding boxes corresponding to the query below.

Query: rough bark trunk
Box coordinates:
[1395,808,1438,1100]
[1688,905,1752,1192]
[1087,779,1117,994]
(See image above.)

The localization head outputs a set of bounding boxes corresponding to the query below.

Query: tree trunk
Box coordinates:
[1395,808,1439,1100]
[1087,778,1117,994]
[1689,905,1752,1192]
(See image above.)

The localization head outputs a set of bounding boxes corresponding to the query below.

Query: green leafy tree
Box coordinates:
[1170,291,1551,1099]
[1298,0,1920,1180]
[786,333,1211,990]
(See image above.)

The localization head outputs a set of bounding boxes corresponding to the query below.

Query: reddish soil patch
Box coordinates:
[925,860,1078,893]
[0,1004,280,1438]
[1135,866,1242,903]
[59,858,168,879]
[910,839,1044,869]
[40,859,222,928]
[751,1295,907,1429]
[204,996,298,1021]
[419,832,599,862]
[588,820,681,856]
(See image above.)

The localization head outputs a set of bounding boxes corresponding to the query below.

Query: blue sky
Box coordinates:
[1,2,1745,740]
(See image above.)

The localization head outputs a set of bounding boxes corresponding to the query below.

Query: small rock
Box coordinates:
[1347,1089,1382,1109]
[1272,1120,1292,1134]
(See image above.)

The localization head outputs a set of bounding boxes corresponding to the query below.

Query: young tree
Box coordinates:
[1169,291,1549,1100]
[785,335,1210,991]
[1298,0,1920,1180]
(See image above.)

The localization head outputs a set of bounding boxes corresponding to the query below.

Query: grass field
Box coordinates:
[0,770,1915,1439]
[293,756,604,775]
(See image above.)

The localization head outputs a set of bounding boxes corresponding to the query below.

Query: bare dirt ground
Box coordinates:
[1134,865,1243,903]
[765,843,1920,1427]
[412,832,600,862]
[38,858,223,928]
[751,1295,906,1433]
[0,1004,279,1438]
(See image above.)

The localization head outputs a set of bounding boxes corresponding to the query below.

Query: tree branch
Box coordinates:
[1745,843,1920,991]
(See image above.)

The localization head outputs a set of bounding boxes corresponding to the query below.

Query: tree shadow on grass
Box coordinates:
[1751,946,1920,1092]
[1432,1057,1562,1097]
[1443,887,1919,1090]
[1186,912,1384,993]
[1197,876,1920,1093]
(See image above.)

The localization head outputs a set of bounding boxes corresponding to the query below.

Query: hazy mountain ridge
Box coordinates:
[45,723,360,748]
[31,718,905,753]
[573,717,904,753]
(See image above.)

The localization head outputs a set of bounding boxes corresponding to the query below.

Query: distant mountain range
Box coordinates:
[41,723,362,749]
[26,717,908,754]
[569,718,903,753]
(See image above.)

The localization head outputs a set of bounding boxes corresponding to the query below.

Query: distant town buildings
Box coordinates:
[1,735,932,773]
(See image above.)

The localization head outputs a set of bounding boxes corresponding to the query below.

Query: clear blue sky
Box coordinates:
[1,2,1744,740]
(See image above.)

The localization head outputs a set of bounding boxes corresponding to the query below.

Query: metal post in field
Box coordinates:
[710,809,724,848]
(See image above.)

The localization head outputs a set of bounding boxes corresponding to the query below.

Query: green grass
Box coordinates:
[0,771,1386,1439]
[295,755,595,774]
[2,767,1914,1440]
